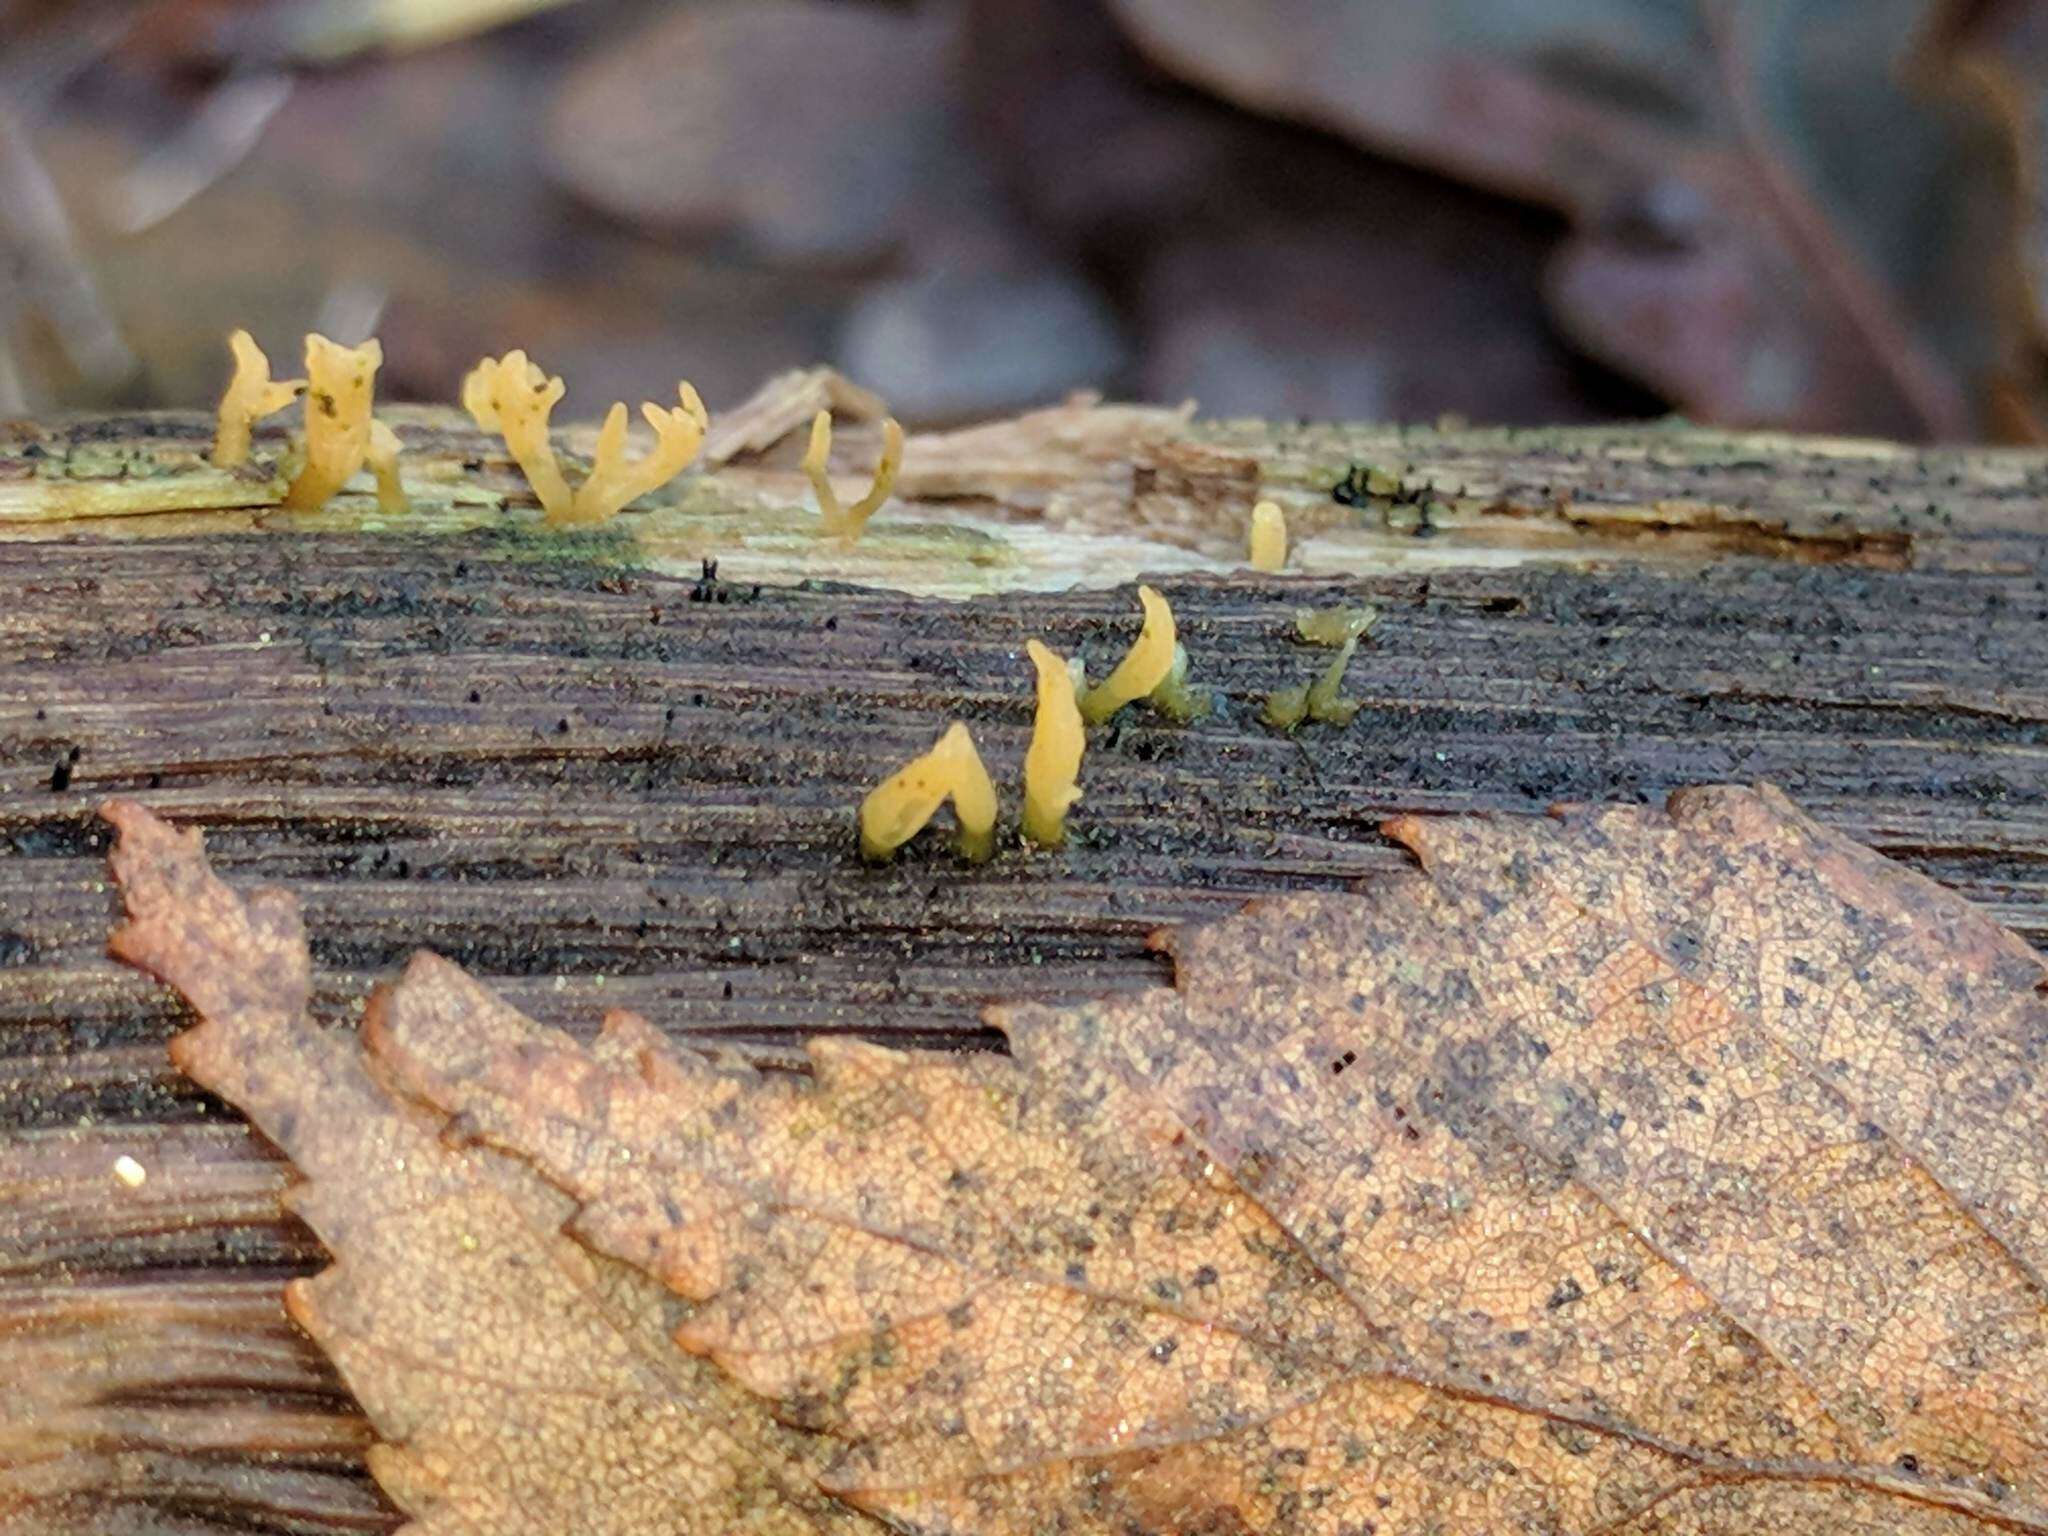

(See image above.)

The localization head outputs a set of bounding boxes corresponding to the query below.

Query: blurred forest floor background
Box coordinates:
[4,0,2048,441]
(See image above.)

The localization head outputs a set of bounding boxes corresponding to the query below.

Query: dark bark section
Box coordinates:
[4,519,2046,1532]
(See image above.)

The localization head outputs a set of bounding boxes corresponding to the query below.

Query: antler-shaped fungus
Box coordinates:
[283,335,384,510]
[463,353,707,526]
[462,351,572,520]
[212,330,304,468]
[801,408,904,540]
[572,387,708,525]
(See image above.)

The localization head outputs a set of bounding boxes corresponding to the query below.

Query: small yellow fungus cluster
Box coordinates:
[801,408,905,541]
[1022,640,1085,848]
[862,586,1219,861]
[462,350,709,527]
[1264,604,1379,730]
[213,330,304,468]
[859,721,997,862]
[1248,499,1287,572]
[214,330,408,514]
[285,335,388,510]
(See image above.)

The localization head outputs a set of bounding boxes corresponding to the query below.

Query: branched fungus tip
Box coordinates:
[213,330,304,469]
[803,409,905,541]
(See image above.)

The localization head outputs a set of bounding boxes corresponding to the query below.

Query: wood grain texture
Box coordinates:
[3,410,2047,1532]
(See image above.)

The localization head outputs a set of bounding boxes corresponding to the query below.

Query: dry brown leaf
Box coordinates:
[105,786,2048,1534]
[99,800,875,1536]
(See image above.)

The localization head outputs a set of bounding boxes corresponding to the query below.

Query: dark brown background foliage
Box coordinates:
[5,0,2047,439]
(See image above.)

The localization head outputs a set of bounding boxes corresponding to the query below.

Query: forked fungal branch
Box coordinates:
[212,330,304,469]
[802,409,905,540]
[860,722,998,863]
[463,350,709,526]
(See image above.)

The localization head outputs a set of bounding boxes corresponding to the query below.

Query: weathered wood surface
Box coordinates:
[3,408,2047,1533]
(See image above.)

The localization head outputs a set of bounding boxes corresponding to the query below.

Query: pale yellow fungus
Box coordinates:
[1022,640,1085,848]
[463,350,573,519]
[1305,634,1364,725]
[1079,585,1177,725]
[1149,642,1211,723]
[112,1155,147,1189]
[367,419,407,515]
[1248,499,1287,571]
[283,334,384,510]
[570,385,709,525]
[464,352,708,526]
[802,409,905,540]
[860,721,997,862]
[1264,633,1365,731]
[1294,604,1379,646]
[212,330,304,468]
[1261,683,1309,731]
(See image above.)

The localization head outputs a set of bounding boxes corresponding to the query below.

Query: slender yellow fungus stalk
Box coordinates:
[463,351,572,520]
[1295,604,1379,646]
[366,419,407,515]
[1248,499,1287,571]
[464,353,708,526]
[283,334,384,510]
[802,409,905,540]
[213,330,304,469]
[1022,640,1085,848]
[1079,585,1177,725]
[1304,634,1364,724]
[859,721,997,862]
[570,384,709,524]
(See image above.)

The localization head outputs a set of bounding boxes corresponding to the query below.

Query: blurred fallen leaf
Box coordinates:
[1106,0,2023,440]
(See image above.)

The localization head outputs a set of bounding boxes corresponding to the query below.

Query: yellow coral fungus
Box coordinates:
[1248,498,1287,571]
[802,409,905,540]
[366,419,407,515]
[283,334,383,510]
[463,351,573,519]
[1022,640,1085,848]
[860,721,997,862]
[213,330,304,469]
[1078,584,1177,726]
[464,352,707,526]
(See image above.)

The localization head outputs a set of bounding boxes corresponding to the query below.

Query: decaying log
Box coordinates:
[2,401,2046,1532]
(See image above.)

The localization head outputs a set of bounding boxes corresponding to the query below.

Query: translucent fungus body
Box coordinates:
[802,409,905,540]
[1079,585,1177,725]
[1265,634,1364,731]
[1295,604,1379,646]
[283,335,384,510]
[213,330,304,469]
[1248,499,1287,571]
[860,722,997,862]
[367,420,408,515]
[1022,640,1085,848]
